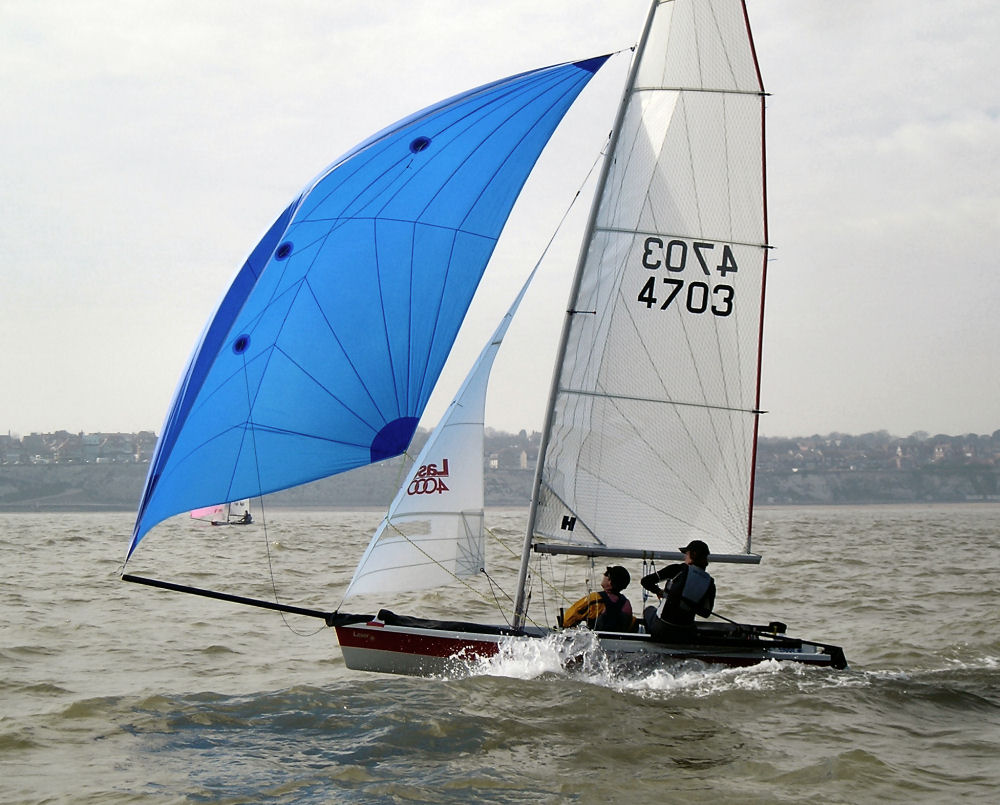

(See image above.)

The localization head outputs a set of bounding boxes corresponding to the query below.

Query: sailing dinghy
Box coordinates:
[123,0,847,675]
[190,499,252,526]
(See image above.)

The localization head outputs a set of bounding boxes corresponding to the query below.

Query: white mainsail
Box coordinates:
[527,0,768,563]
[343,268,537,599]
[226,499,251,522]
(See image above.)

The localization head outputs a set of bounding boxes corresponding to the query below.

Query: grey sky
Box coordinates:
[3,0,998,439]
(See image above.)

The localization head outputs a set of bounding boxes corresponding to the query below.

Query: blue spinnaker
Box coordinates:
[128,56,608,558]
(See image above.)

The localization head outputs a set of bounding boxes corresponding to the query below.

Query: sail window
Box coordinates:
[232,334,250,354]
[409,136,432,153]
[274,242,293,260]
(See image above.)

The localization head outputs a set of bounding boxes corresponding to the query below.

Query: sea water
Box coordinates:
[2,505,998,804]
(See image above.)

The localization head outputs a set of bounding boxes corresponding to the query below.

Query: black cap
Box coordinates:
[679,540,710,559]
[604,565,630,592]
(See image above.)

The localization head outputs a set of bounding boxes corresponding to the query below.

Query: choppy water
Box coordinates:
[2,505,998,803]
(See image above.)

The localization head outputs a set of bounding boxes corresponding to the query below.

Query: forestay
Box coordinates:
[529,0,768,560]
[127,56,608,559]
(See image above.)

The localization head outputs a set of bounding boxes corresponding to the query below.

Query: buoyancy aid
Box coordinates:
[562,590,635,631]
[680,566,712,610]
[656,565,714,623]
[561,592,602,628]
[594,591,634,632]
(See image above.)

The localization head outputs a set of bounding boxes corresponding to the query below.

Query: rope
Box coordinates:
[237,355,326,638]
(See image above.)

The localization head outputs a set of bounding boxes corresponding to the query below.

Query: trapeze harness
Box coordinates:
[656,565,714,624]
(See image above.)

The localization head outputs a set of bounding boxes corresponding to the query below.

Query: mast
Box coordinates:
[512,0,660,628]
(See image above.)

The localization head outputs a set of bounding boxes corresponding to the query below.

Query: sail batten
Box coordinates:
[594,225,767,249]
[632,86,765,96]
[557,387,762,414]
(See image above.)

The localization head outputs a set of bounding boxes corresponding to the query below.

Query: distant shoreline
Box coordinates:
[4,501,1000,516]
[2,460,998,512]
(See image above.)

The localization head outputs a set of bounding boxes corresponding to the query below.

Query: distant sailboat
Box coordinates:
[190,499,252,526]
[123,0,847,675]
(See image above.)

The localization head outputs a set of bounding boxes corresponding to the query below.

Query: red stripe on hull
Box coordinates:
[335,623,503,660]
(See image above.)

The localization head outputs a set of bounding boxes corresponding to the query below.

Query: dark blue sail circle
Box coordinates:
[409,136,432,153]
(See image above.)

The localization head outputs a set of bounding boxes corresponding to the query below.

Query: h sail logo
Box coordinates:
[407,459,450,495]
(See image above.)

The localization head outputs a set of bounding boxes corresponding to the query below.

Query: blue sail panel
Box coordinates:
[128,55,609,557]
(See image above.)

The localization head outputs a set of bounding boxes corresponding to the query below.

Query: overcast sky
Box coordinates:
[3,0,998,440]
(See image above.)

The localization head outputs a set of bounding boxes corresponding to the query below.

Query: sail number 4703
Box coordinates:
[637,237,736,317]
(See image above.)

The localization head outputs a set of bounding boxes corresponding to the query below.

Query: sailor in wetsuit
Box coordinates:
[641,540,716,639]
[561,565,637,632]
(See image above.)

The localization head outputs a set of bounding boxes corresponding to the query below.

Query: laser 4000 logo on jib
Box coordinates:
[407,459,450,495]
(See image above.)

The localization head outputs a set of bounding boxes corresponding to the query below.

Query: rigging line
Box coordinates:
[371,517,517,620]
[480,567,516,605]
[541,552,573,628]
[240,364,325,638]
[485,523,520,557]
[536,554,549,627]
[329,447,419,615]
[488,522,574,608]
[523,554,569,629]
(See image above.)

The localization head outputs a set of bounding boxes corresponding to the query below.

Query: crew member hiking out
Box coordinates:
[641,540,716,640]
